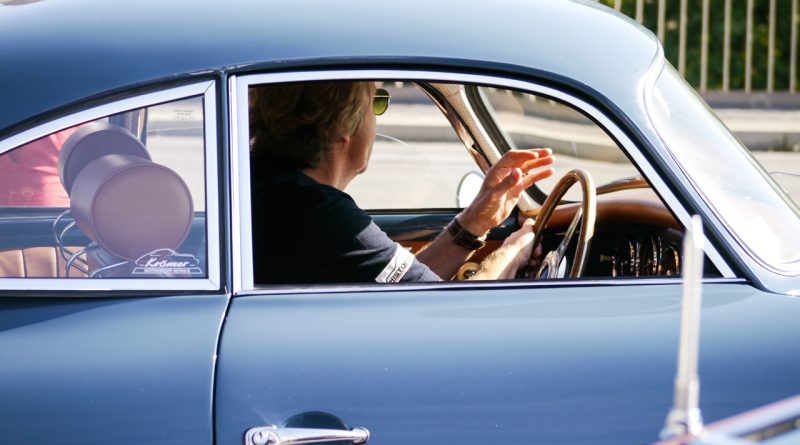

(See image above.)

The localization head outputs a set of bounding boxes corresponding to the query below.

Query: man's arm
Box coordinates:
[414,149,554,280]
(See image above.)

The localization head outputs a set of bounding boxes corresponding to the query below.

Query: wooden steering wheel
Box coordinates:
[519,169,597,279]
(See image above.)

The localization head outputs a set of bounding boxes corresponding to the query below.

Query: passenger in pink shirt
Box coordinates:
[0,127,78,207]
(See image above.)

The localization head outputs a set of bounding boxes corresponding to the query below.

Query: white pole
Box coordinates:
[679,0,688,78]
[701,0,710,91]
[746,0,754,92]
[636,0,644,23]
[723,0,732,91]
[792,0,798,93]
[768,0,776,92]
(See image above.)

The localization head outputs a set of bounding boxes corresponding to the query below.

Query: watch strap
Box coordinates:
[447,218,486,250]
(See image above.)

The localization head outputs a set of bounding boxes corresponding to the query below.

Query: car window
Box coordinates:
[244,76,703,288]
[647,66,800,273]
[0,96,208,279]
[478,87,641,201]
[347,83,476,210]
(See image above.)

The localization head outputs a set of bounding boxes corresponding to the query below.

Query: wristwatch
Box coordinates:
[447,218,486,250]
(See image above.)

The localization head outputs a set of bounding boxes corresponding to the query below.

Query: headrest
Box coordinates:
[58,122,150,194]
[69,153,194,261]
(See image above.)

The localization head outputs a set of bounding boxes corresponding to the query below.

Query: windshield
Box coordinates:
[647,66,800,274]
[478,87,640,201]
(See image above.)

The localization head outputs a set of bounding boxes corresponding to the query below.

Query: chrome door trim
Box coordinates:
[237,277,747,297]
[0,81,221,292]
[232,69,734,292]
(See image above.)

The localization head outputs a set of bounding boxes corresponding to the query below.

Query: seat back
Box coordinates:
[0,246,86,278]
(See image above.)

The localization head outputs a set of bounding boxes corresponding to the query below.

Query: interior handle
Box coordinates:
[245,425,370,445]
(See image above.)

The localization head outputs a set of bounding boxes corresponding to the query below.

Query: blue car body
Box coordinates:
[0,1,798,444]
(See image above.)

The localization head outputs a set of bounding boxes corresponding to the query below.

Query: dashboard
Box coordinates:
[584,225,684,278]
[531,195,701,279]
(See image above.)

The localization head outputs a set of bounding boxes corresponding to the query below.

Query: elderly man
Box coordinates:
[250,81,554,284]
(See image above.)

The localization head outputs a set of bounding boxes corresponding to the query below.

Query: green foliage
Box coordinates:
[597,0,797,91]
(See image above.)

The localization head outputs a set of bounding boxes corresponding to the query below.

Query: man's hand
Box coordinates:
[469,218,538,280]
[458,149,555,236]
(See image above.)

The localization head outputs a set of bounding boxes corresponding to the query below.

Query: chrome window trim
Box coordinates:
[241,277,746,297]
[230,74,251,293]
[233,69,734,293]
[0,81,221,292]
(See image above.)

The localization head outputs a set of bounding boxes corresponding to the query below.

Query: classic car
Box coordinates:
[0,0,798,444]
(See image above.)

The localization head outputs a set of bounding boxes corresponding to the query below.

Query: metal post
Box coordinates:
[701,0,710,91]
[679,0,688,78]
[636,0,644,23]
[660,216,705,439]
[792,0,798,93]
[658,0,666,43]
[723,0,732,91]
[768,0,776,92]
[746,0,754,92]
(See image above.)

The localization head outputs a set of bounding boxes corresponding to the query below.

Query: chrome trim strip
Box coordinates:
[0,81,221,292]
[233,69,735,291]
[1,83,208,155]
[237,277,747,297]
[0,278,218,292]
[230,75,253,294]
[203,83,223,289]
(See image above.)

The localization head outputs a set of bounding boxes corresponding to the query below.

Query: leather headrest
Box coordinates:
[69,154,194,261]
[58,122,150,194]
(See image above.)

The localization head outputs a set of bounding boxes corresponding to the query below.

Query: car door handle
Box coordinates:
[245,425,370,445]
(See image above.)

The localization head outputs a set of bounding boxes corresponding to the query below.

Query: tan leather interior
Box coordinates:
[0,247,86,278]
[521,198,680,230]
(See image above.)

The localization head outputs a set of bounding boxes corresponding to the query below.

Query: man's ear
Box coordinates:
[335,133,352,151]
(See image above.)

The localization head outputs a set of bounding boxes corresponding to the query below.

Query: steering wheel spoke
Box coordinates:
[522,169,597,279]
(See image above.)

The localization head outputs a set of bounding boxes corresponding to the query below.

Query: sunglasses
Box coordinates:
[373,88,391,116]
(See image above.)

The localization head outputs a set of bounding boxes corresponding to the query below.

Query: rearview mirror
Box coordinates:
[456,171,484,208]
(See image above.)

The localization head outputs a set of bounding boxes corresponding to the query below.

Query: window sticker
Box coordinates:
[132,248,203,275]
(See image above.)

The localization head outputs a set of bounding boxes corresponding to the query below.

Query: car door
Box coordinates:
[215,70,800,445]
[0,82,227,445]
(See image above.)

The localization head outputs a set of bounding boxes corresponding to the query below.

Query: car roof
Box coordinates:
[0,0,659,137]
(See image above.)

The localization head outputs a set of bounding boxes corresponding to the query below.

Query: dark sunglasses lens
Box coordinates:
[373,88,390,115]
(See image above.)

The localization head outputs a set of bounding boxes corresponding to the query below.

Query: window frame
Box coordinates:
[231,70,735,294]
[0,81,221,292]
